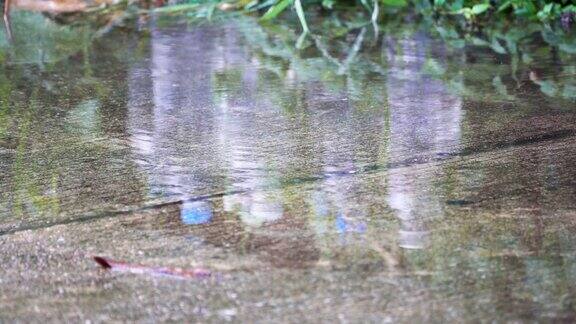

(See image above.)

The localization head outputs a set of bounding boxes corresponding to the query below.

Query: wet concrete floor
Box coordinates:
[1,11,576,322]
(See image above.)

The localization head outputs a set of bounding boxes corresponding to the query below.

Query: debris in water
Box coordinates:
[93,256,212,279]
[446,199,474,206]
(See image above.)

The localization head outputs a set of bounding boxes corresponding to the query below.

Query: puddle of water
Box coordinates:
[1,11,576,322]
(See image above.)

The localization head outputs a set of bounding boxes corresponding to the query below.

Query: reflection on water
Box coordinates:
[385,34,463,249]
[1,12,576,321]
[126,22,393,233]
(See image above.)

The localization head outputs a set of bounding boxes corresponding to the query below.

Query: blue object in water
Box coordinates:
[181,201,213,225]
[336,212,367,233]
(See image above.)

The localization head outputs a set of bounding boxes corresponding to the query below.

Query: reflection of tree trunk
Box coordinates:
[3,0,9,17]
[3,0,12,42]
[125,22,321,269]
[385,34,463,250]
[128,22,223,199]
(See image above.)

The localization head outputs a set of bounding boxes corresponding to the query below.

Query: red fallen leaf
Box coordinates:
[93,256,211,279]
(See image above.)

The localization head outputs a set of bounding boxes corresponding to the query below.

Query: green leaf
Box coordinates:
[562,84,576,100]
[497,0,511,13]
[471,3,490,15]
[294,0,310,33]
[449,39,466,48]
[206,3,217,21]
[563,5,576,14]
[434,0,445,7]
[359,0,372,12]
[423,58,445,76]
[381,0,407,7]
[321,0,334,9]
[490,38,507,54]
[492,76,514,100]
[470,37,490,47]
[521,53,533,64]
[295,31,308,49]
[261,0,293,20]
[152,3,199,13]
[537,80,558,97]
[449,0,464,11]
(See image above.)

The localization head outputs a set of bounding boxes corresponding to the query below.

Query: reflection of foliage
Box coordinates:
[417,0,576,23]
[429,16,576,57]
[211,17,392,115]
[0,11,92,65]
[11,96,61,218]
[164,0,575,36]
[212,14,574,106]
[0,14,147,221]
[423,16,576,102]
[155,0,576,102]
[0,74,11,140]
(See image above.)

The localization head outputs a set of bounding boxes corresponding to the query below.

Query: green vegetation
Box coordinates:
[167,0,576,33]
